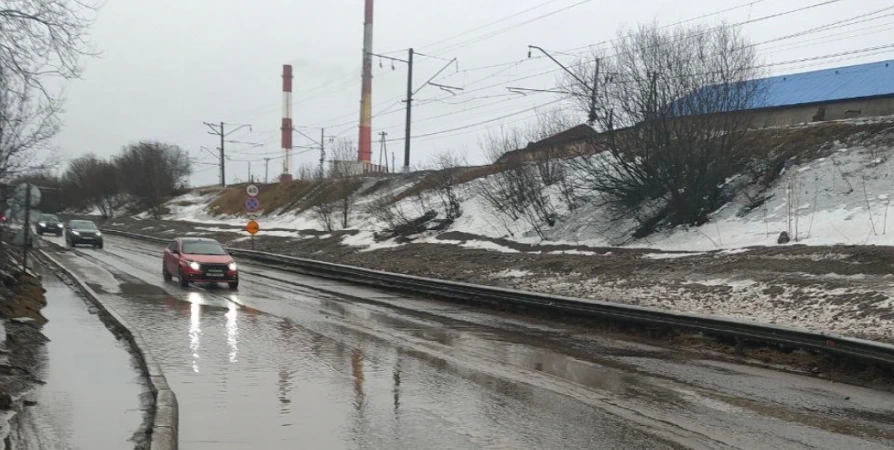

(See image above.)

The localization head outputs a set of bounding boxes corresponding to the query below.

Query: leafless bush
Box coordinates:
[115,141,191,219]
[564,23,765,232]
[476,129,558,239]
[63,154,122,218]
[425,151,468,221]
[312,200,336,232]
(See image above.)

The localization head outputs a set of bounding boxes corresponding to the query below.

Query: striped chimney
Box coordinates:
[358,0,374,162]
[281,64,294,181]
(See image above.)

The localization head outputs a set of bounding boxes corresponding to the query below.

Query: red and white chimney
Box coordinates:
[280,64,294,182]
[358,0,374,163]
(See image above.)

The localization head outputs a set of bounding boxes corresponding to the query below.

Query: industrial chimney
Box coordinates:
[280,64,294,182]
[358,0,374,163]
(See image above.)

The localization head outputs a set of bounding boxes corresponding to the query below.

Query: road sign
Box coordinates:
[246,220,260,235]
[246,184,259,197]
[244,196,261,212]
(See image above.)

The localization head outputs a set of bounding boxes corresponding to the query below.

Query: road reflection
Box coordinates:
[189,293,203,373]
[225,301,238,363]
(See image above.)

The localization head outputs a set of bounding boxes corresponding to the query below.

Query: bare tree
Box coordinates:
[0,1,94,182]
[115,141,191,218]
[0,1,95,97]
[312,139,360,230]
[565,23,765,232]
[0,75,59,181]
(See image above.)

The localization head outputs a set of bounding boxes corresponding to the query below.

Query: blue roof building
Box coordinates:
[752,59,894,109]
[738,59,894,125]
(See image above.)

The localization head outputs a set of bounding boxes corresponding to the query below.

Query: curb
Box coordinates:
[39,250,178,450]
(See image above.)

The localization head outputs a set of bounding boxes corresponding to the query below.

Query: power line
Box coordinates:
[428,0,597,56]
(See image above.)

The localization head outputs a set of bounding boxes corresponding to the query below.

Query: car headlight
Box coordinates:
[38,222,46,227]
[228,262,237,271]
[189,261,201,271]
[95,231,102,237]
[72,230,80,236]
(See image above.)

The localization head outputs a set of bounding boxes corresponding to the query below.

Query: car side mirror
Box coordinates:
[171,249,179,255]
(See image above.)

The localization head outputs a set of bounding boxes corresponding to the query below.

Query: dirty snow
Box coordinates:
[643,252,705,260]
[490,269,533,279]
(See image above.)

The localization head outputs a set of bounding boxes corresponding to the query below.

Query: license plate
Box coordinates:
[206,272,224,277]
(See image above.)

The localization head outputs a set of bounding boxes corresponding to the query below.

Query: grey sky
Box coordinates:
[53,0,894,186]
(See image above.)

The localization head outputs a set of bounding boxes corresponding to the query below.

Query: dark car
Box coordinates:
[163,237,238,289]
[36,214,64,236]
[65,220,103,248]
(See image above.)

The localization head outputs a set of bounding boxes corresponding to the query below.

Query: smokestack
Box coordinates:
[281,64,294,182]
[358,0,374,162]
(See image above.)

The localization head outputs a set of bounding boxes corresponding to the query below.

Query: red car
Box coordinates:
[163,237,238,289]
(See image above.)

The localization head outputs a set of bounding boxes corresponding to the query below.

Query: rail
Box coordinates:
[102,228,894,367]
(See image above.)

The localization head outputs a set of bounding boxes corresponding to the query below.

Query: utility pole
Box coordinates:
[522,46,600,125]
[204,122,252,187]
[404,48,414,173]
[248,161,252,183]
[264,157,271,184]
[378,131,388,171]
[366,49,457,174]
[21,183,31,272]
[320,127,326,179]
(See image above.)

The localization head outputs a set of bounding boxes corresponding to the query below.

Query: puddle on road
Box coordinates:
[87,286,681,450]
[7,269,148,449]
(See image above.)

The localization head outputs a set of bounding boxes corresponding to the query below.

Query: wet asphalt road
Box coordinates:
[43,234,894,450]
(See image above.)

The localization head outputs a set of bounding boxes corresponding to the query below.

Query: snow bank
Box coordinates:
[150,140,894,254]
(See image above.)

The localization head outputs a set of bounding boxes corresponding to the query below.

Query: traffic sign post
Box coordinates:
[246,184,259,197]
[244,197,260,213]
[246,220,260,250]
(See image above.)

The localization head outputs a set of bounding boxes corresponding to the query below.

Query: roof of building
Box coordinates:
[751,59,894,109]
[496,124,598,163]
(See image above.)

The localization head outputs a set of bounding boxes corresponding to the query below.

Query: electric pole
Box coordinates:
[264,157,271,184]
[320,127,326,179]
[248,161,252,183]
[204,122,252,187]
[522,46,600,125]
[404,48,414,173]
[366,49,458,174]
[378,131,388,171]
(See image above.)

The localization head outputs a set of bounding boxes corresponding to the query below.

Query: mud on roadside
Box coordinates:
[0,249,50,445]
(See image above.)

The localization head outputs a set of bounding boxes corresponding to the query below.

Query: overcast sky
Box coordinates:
[52,0,894,186]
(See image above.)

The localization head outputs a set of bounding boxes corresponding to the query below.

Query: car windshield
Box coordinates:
[182,241,227,255]
[69,220,97,230]
[40,215,59,222]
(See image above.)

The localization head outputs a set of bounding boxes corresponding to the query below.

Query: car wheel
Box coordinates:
[56,231,62,237]
[162,264,173,282]
[36,230,42,236]
[178,268,189,288]
[228,281,239,290]
[97,242,103,249]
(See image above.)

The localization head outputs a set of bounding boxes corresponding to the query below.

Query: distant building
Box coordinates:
[329,160,388,177]
[723,59,894,126]
[495,124,600,165]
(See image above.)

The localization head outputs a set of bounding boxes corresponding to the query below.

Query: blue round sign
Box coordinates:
[245,196,261,212]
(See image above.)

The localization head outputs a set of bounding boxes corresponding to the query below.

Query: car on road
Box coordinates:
[163,237,238,289]
[65,220,103,248]
[36,214,64,236]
